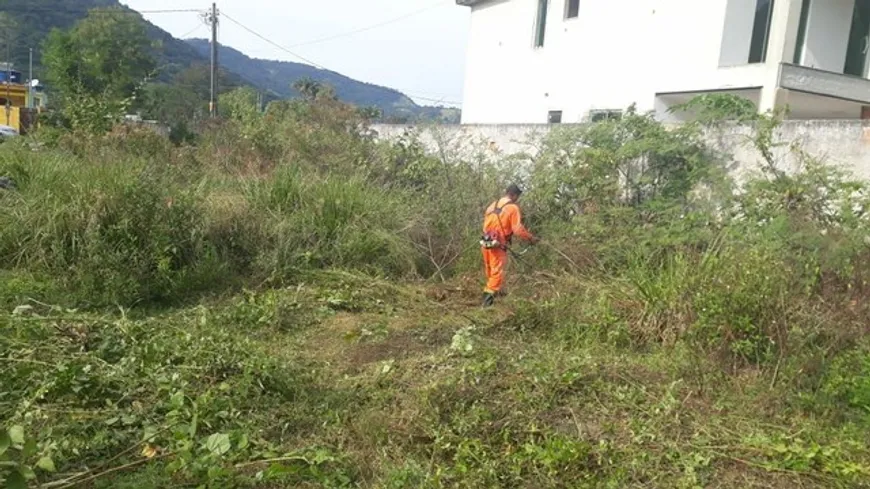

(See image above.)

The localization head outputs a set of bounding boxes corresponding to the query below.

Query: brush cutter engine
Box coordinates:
[480,233,503,250]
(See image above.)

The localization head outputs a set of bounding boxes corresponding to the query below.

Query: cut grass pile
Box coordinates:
[2,270,868,488]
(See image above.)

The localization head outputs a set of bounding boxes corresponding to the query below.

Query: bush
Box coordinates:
[821,342,870,420]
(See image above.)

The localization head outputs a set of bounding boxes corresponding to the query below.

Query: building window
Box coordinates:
[793,0,811,64]
[748,0,775,63]
[534,0,549,48]
[588,110,622,123]
[565,0,580,19]
[548,110,563,123]
[844,0,870,77]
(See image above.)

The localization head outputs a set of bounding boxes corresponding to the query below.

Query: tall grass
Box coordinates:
[0,97,867,357]
[249,168,417,279]
[0,128,420,307]
[3,94,870,487]
[0,148,223,305]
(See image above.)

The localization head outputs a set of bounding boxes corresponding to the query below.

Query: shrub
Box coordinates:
[821,342,870,420]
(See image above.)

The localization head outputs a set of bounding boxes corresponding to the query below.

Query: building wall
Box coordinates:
[459,0,781,124]
[0,86,28,108]
[1,107,21,131]
[371,121,870,181]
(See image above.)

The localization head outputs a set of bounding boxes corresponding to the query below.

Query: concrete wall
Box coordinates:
[371,121,870,180]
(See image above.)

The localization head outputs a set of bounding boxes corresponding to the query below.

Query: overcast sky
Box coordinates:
[120,0,470,106]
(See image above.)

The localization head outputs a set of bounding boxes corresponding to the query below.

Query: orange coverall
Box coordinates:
[482,197,534,294]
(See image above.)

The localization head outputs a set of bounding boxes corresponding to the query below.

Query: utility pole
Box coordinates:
[5,37,11,126]
[28,47,32,109]
[209,3,219,118]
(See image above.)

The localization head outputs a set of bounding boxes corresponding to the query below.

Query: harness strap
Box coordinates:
[485,199,516,245]
[486,199,517,217]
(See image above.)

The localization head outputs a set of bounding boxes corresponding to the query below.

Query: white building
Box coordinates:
[457,0,870,124]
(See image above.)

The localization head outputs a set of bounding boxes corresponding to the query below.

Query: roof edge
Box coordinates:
[456,0,488,6]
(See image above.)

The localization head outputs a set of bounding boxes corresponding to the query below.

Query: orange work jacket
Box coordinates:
[482,197,533,245]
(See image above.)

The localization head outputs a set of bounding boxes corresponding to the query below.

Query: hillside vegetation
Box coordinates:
[0,0,456,122]
[186,40,460,123]
[0,0,240,85]
[1,90,870,488]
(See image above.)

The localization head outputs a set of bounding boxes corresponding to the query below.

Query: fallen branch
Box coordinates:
[541,240,583,271]
[1,357,57,368]
[235,455,311,469]
[46,453,172,489]
[43,424,177,488]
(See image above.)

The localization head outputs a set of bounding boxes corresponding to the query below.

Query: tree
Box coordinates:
[140,83,203,144]
[0,13,19,61]
[292,77,336,102]
[220,86,260,123]
[357,106,383,122]
[43,7,156,131]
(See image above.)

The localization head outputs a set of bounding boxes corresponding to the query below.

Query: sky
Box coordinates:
[120,0,470,107]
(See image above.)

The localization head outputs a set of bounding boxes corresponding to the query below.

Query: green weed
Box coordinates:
[2,93,870,487]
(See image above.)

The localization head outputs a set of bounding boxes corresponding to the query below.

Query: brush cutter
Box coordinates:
[507,239,583,272]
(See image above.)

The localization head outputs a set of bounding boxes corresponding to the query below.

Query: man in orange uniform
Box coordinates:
[480,184,538,307]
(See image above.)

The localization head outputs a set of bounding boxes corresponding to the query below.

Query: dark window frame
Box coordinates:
[748,0,775,63]
[534,0,549,48]
[565,0,580,19]
[793,0,811,64]
[844,0,870,76]
[588,110,622,123]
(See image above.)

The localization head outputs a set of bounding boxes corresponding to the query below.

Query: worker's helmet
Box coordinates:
[506,184,523,196]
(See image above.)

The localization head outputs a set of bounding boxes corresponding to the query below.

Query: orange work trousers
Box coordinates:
[482,247,508,294]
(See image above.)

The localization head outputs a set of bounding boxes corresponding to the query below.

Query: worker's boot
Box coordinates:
[482,292,495,308]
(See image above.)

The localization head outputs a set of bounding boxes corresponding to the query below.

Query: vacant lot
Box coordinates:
[2,101,869,488]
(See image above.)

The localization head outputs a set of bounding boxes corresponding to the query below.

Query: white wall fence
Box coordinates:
[371,121,870,181]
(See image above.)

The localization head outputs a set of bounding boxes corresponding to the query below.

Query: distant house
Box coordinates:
[457,0,870,124]
[123,114,171,138]
[0,63,47,132]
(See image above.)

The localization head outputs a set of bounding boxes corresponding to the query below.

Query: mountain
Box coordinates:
[185,39,459,122]
[0,0,459,122]
[1,0,192,73]
[0,0,244,87]
[186,38,416,111]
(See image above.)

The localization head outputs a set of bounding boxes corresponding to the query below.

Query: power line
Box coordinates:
[0,7,205,14]
[399,87,464,100]
[221,12,328,71]
[220,12,462,106]
[288,0,449,48]
[178,22,206,40]
[3,4,463,107]
[406,94,462,106]
[104,9,206,14]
